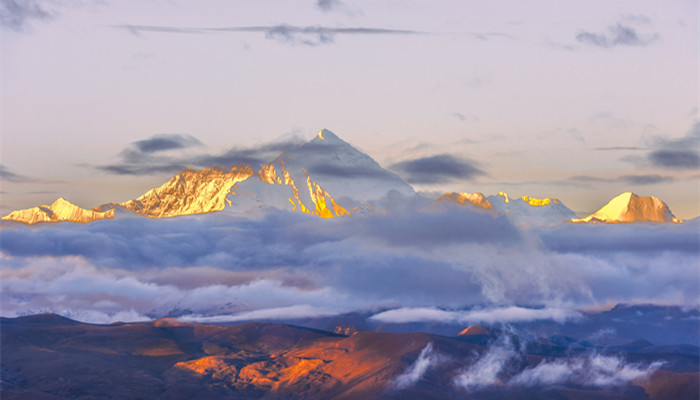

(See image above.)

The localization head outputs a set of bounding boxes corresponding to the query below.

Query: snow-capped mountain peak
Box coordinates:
[572,192,682,224]
[315,128,341,142]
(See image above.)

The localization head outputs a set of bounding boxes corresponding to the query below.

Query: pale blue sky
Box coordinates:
[1,0,698,217]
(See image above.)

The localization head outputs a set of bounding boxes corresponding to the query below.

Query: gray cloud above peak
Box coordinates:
[0,0,54,32]
[390,154,486,184]
[0,165,30,183]
[95,133,304,176]
[118,24,422,46]
[133,134,203,154]
[576,23,658,48]
[647,122,700,170]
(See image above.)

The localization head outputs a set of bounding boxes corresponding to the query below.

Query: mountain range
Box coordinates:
[2,311,697,400]
[0,129,684,226]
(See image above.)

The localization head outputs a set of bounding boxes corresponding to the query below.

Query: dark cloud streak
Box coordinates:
[576,23,658,48]
[646,122,700,170]
[390,154,485,184]
[133,134,202,154]
[118,24,422,46]
[94,134,304,176]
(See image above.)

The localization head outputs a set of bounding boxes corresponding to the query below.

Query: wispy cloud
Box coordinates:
[576,23,658,48]
[454,339,663,391]
[594,146,645,151]
[567,174,676,186]
[389,154,486,184]
[453,340,517,391]
[316,0,349,14]
[117,24,422,46]
[0,165,30,182]
[392,343,442,389]
[511,355,663,387]
[0,0,54,32]
[618,174,675,185]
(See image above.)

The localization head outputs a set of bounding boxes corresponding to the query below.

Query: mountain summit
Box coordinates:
[259,129,415,202]
[572,192,682,223]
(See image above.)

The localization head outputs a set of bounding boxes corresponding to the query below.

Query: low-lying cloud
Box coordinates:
[370,306,581,325]
[452,339,663,392]
[510,355,663,387]
[1,208,698,323]
[393,343,442,389]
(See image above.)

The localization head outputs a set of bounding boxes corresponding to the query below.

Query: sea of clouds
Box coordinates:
[1,206,698,324]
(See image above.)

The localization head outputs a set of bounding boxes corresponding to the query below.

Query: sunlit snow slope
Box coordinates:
[1,198,114,224]
[572,192,682,223]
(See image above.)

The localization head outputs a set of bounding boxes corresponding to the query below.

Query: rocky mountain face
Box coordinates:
[95,166,255,218]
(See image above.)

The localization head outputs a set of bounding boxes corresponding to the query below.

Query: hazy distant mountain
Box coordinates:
[572,192,683,224]
[0,197,114,225]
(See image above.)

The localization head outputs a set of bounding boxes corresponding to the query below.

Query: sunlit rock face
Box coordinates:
[434,192,493,210]
[0,198,114,224]
[572,192,683,224]
[486,192,577,226]
[98,166,255,218]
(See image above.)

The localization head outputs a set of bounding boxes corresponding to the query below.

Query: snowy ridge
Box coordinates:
[1,198,114,224]
[485,192,577,226]
[96,166,254,218]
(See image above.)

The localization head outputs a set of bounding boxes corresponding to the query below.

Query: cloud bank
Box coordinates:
[1,206,698,324]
